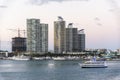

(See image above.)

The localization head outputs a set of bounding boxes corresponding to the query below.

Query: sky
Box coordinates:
[0,0,120,51]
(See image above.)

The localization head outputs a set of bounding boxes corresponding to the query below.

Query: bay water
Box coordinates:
[0,60,120,80]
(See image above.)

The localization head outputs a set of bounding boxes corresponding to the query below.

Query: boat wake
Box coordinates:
[48,62,55,68]
[0,64,13,67]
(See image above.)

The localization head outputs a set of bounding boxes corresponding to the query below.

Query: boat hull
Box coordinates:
[81,66,108,68]
[81,64,108,68]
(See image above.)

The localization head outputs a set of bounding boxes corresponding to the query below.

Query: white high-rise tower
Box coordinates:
[27,18,48,54]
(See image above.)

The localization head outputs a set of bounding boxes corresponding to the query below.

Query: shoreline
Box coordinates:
[0,56,120,61]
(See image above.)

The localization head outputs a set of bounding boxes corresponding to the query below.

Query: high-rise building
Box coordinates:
[78,29,85,52]
[27,19,48,54]
[39,24,48,53]
[54,16,66,54]
[66,23,78,52]
[12,37,26,52]
[66,23,85,52]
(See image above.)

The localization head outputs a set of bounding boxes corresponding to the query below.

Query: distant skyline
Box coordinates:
[0,0,120,51]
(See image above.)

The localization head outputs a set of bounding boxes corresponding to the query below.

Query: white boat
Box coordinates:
[33,57,45,60]
[81,61,108,68]
[12,55,30,61]
[52,57,66,60]
[81,57,108,68]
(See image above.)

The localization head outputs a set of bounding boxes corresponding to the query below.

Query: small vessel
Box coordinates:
[12,55,30,61]
[32,57,46,60]
[52,57,65,60]
[81,57,108,68]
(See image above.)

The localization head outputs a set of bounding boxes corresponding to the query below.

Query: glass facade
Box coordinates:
[54,18,66,54]
[27,19,48,54]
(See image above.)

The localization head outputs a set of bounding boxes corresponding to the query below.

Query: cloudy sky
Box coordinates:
[0,0,120,51]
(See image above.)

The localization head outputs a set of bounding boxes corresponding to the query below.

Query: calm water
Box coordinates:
[0,60,120,80]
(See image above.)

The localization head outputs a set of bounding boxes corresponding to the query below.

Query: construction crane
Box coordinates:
[8,28,26,37]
